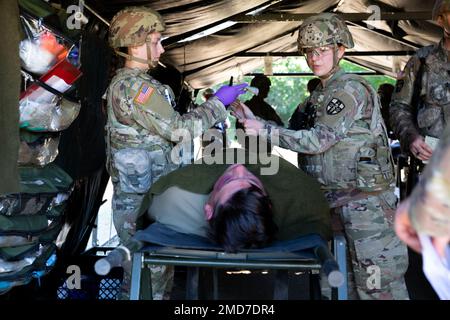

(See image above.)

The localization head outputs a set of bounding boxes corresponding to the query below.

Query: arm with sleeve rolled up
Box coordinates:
[389,56,422,150]
[408,125,450,238]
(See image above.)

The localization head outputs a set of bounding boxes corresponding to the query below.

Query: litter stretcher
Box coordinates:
[96,222,348,300]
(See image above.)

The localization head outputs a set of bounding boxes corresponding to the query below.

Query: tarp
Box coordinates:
[93,0,443,88]
[0,0,445,191]
[14,0,442,89]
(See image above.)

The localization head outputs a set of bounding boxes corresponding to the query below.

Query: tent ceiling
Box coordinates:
[91,0,443,89]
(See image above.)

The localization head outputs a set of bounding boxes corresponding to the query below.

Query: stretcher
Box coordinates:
[120,222,348,300]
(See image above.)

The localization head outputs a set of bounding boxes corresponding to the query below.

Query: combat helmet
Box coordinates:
[297,13,354,52]
[109,7,166,48]
[432,0,450,21]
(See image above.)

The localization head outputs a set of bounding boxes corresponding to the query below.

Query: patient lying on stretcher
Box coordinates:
[97,150,333,299]
[140,151,332,252]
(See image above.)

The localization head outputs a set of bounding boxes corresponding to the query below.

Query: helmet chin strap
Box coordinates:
[146,43,158,68]
[115,43,158,69]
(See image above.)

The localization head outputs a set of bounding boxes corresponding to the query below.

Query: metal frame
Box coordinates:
[129,236,348,301]
[332,235,348,301]
[232,12,432,23]
[245,72,383,77]
[236,51,417,57]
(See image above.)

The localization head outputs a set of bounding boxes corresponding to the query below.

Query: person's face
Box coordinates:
[305,45,344,78]
[147,32,165,63]
[204,164,266,220]
[437,12,450,38]
[129,32,165,68]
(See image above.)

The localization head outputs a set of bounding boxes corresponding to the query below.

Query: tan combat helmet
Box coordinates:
[109,7,165,48]
[109,7,166,67]
[297,13,354,79]
[297,13,354,52]
[432,0,450,21]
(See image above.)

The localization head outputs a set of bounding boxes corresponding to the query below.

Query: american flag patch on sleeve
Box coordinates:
[134,83,154,105]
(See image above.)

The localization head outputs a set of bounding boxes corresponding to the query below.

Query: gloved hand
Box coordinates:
[214,83,248,106]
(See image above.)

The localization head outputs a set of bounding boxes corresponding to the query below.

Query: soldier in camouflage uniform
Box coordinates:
[395,123,450,259]
[106,7,247,299]
[390,0,450,162]
[239,13,409,299]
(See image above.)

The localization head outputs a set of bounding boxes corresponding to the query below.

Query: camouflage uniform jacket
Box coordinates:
[409,124,450,237]
[263,69,394,206]
[105,67,228,191]
[390,39,450,150]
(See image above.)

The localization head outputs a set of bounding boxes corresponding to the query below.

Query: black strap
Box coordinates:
[34,78,65,98]
[21,69,79,104]
[33,79,79,104]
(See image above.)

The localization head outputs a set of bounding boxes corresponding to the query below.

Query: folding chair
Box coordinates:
[128,223,348,300]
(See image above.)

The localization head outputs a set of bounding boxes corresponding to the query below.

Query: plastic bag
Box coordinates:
[19,14,74,75]
[19,97,81,131]
[18,132,60,167]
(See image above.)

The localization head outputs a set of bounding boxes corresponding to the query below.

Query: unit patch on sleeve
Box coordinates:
[326,98,345,115]
[134,83,155,105]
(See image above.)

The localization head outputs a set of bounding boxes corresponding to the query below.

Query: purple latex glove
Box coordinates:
[214,83,248,106]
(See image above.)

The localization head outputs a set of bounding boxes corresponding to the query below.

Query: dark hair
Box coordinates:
[208,186,278,253]
[250,74,271,89]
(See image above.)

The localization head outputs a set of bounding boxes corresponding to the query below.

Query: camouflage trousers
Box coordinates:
[119,265,174,300]
[111,181,174,300]
[334,189,409,300]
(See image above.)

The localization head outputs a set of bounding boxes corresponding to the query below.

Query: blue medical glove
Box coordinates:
[214,83,248,106]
